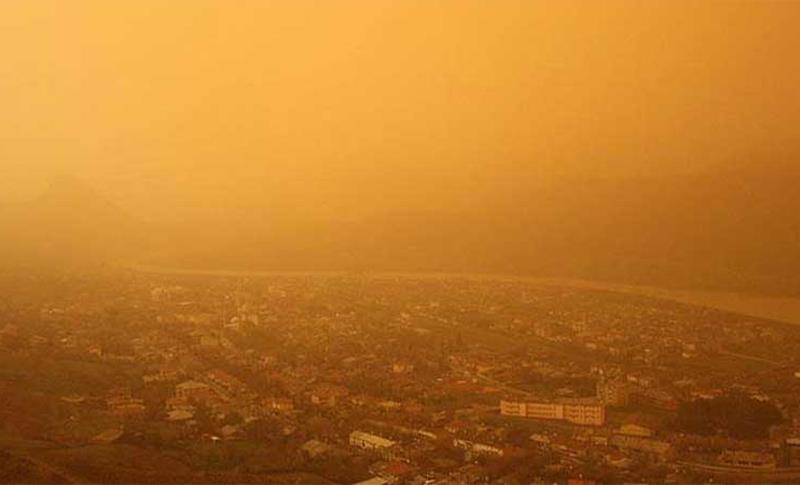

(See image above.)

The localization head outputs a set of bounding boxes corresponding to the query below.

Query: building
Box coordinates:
[167,409,194,422]
[567,480,597,485]
[175,380,215,403]
[630,389,678,411]
[779,438,800,467]
[350,431,397,455]
[107,397,146,418]
[526,402,565,420]
[301,440,332,459]
[719,450,777,469]
[499,400,527,418]
[206,369,246,395]
[597,376,629,407]
[143,368,180,384]
[392,362,414,374]
[454,439,504,457]
[616,424,655,438]
[610,435,673,460]
[310,384,349,408]
[353,478,389,485]
[195,332,222,349]
[563,403,606,426]
[264,397,294,413]
[500,400,605,426]
[371,461,417,482]
[91,428,124,445]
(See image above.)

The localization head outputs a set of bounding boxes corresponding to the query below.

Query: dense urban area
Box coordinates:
[2,269,800,484]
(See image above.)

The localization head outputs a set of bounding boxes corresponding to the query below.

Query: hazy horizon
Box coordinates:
[4,3,800,484]
[3,0,799,222]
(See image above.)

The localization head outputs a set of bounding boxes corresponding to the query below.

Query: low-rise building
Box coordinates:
[264,397,294,413]
[350,430,397,456]
[616,424,655,438]
[454,439,504,457]
[107,397,146,418]
[610,435,673,460]
[176,380,213,401]
[719,450,777,469]
[392,362,414,374]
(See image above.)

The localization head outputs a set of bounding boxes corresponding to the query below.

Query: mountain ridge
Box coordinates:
[2,163,799,294]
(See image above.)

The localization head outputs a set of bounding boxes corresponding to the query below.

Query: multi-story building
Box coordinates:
[526,402,566,420]
[500,400,605,426]
[596,376,629,407]
[499,400,527,418]
[563,403,606,426]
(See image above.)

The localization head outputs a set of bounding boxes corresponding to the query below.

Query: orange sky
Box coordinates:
[1,0,798,220]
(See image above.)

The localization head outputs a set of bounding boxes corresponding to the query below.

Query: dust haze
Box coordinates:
[2,2,800,484]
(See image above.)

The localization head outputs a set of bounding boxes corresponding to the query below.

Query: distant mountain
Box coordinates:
[345,162,800,294]
[3,163,800,295]
[159,161,800,295]
[0,176,145,268]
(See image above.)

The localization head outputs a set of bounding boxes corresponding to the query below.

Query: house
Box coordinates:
[220,424,243,440]
[106,397,146,418]
[374,461,417,482]
[310,384,349,407]
[143,368,180,384]
[175,381,214,402]
[264,397,294,413]
[453,439,504,457]
[301,440,332,459]
[453,464,490,483]
[616,424,655,438]
[206,369,246,395]
[392,362,414,374]
[353,477,389,485]
[167,409,194,422]
[91,428,124,444]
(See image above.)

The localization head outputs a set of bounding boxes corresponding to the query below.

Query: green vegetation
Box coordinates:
[675,393,782,439]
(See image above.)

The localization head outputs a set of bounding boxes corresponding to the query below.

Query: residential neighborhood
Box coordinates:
[2,270,800,483]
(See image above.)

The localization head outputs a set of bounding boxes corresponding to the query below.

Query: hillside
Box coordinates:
[0,176,145,268]
[3,164,799,295]
[151,163,800,294]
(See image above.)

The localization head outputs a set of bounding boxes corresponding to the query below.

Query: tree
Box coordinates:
[675,393,782,439]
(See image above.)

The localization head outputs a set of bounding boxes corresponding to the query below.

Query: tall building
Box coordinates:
[596,375,629,407]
